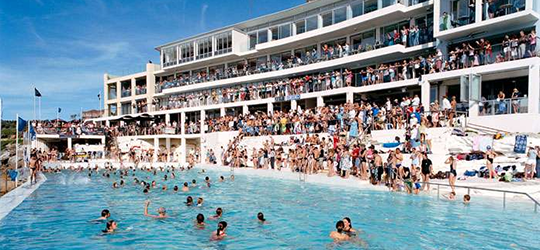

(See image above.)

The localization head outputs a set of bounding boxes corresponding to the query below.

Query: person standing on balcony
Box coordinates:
[529,30,537,57]
[511,88,521,114]
[535,146,540,179]
[518,30,528,59]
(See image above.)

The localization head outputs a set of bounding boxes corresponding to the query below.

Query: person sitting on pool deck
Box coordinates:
[342,217,356,235]
[210,208,223,220]
[102,220,117,234]
[182,182,189,192]
[257,212,266,223]
[95,209,110,221]
[144,200,168,219]
[186,196,194,206]
[211,221,228,240]
[463,194,471,204]
[196,213,205,228]
[330,221,350,241]
[197,197,204,206]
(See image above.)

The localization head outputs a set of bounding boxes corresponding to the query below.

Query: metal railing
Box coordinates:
[479,97,528,116]
[428,182,539,212]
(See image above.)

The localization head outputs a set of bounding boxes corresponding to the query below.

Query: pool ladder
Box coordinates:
[298,171,307,182]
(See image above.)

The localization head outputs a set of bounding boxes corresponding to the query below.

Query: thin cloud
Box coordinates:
[200,3,208,30]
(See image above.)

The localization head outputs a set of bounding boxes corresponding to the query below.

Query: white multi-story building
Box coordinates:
[89,0,539,163]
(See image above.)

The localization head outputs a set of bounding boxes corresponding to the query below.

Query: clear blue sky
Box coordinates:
[0,0,304,120]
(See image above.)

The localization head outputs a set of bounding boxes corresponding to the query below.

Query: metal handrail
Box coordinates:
[427,181,539,212]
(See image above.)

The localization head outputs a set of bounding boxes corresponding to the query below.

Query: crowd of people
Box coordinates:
[155,24,435,94]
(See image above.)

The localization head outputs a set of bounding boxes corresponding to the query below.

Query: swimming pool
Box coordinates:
[0,167,538,250]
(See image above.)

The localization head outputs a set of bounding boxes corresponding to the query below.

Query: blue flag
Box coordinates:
[17,117,27,132]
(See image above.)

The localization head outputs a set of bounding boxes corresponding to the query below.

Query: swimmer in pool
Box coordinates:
[196,213,205,228]
[342,217,356,235]
[463,194,471,204]
[211,221,227,240]
[182,182,189,192]
[186,196,194,206]
[209,208,223,220]
[205,177,210,184]
[330,221,350,241]
[112,182,119,188]
[443,191,456,201]
[173,185,178,192]
[162,185,167,191]
[219,176,225,182]
[102,220,117,233]
[144,200,168,219]
[191,179,197,187]
[230,175,235,181]
[95,209,110,221]
[197,197,204,207]
[257,212,266,223]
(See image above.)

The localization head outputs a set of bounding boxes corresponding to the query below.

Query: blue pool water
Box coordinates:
[0,167,539,249]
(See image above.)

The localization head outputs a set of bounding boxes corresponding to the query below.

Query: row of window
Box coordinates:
[163,31,233,66]
[247,0,384,50]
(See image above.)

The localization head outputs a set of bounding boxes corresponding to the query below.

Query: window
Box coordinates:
[306,16,318,31]
[258,30,268,44]
[295,20,306,34]
[249,33,257,50]
[333,7,347,24]
[108,84,117,99]
[278,23,291,39]
[382,0,396,8]
[108,104,117,116]
[322,12,332,27]
[364,0,378,14]
[351,30,376,50]
[351,1,363,17]
[180,42,194,63]
[121,102,131,115]
[162,46,178,67]
[270,27,278,41]
[215,32,232,55]
[196,37,212,59]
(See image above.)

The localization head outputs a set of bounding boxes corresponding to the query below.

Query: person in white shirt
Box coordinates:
[442,95,451,111]
[412,94,420,108]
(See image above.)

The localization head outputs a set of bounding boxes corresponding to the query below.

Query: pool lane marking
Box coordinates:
[0,172,47,221]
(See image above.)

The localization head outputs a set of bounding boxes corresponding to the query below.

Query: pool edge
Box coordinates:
[0,173,47,221]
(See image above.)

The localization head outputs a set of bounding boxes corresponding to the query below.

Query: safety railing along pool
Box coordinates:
[428,182,540,212]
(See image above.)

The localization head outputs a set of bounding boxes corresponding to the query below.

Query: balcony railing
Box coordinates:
[121,89,132,98]
[136,88,147,95]
[483,0,526,21]
[479,97,528,116]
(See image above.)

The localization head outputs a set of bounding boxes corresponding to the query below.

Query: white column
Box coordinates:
[317,96,325,107]
[475,0,482,24]
[439,85,448,103]
[291,100,298,111]
[421,80,431,108]
[180,137,187,165]
[267,102,274,115]
[67,138,72,150]
[220,107,226,116]
[180,112,186,135]
[243,105,249,115]
[526,0,532,10]
[346,91,354,103]
[528,63,540,114]
[101,137,106,159]
[200,110,206,134]
[166,138,171,162]
[153,138,159,162]
[165,113,170,125]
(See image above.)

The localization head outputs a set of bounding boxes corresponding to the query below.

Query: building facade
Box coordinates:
[96,0,540,163]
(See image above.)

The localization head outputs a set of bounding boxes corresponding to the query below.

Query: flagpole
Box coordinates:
[99,91,102,111]
[38,97,41,121]
[15,114,19,188]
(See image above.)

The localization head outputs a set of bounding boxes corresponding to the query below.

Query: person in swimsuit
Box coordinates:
[445,155,457,193]
[420,153,433,191]
[342,217,357,236]
[211,221,228,240]
[257,212,267,223]
[186,196,194,206]
[373,151,383,185]
[196,213,205,228]
[143,200,168,219]
[485,146,497,180]
[209,208,223,220]
[95,209,111,221]
[330,221,350,241]
[102,220,117,234]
